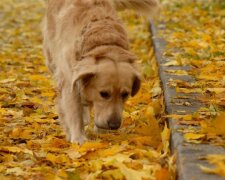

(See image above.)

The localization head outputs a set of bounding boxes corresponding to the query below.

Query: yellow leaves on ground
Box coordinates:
[131,136,157,147]
[206,88,225,95]
[48,137,70,149]
[10,127,34,139]
[161,124,171,156]
[166,111,225,145]
[163,60,181,67]
[200,154,225,177]
[78,149,164,179]
[160,0,225,177]
[0,146,33,155]
[5,167,25,177]
[161,1,225,133]
[165,114,193,121]
[155,168,170,180]
[184,133,206,143]
[88,153,151,179]
[0,0,175,179]
[165,70,188,76]
[77,141,109,153]
[114,162,155,180]
[201,112,225,138]
[46,153,70,164]
[161,0,225,105]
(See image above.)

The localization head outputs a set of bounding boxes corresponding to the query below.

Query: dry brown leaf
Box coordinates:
[155,168,170,180]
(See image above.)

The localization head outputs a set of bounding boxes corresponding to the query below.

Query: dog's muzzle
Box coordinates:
[107,116,121,130]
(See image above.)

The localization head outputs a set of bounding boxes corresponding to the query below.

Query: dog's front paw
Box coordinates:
[70,134,87,144]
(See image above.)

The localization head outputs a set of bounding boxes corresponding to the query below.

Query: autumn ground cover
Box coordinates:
[159,0,225,177]
[0,0,175,179]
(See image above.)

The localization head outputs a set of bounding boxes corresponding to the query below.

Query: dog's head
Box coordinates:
[72,54,141,130]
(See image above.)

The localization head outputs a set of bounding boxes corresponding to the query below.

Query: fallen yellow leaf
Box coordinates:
[201,112,225,137]
[0,146,33,155]
[200,154,225,177]
[155,168,170,180]
[184,133,206,141]
[161,124,170,156]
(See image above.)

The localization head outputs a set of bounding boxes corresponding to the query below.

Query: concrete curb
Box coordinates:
[150,22,225,180]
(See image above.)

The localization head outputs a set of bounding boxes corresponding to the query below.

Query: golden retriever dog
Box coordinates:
[42,0,159,144]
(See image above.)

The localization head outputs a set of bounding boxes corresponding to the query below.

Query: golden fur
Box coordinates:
[42,0,159,144]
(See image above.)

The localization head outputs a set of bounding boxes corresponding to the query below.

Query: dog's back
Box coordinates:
[42,0,159,144]
[43,0,159,63]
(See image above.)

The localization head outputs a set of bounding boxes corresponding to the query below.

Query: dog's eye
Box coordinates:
[121,92,129,99]
[100,91,111,99]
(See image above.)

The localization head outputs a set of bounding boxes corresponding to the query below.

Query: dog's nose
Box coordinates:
[108,120,121,130]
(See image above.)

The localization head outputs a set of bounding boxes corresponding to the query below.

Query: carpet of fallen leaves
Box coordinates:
[0,0,175,179]
[160,0,225,177]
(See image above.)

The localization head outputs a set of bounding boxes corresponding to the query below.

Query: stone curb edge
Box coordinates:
[150,21,225,180]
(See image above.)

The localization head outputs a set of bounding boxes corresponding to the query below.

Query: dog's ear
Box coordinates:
[131,73,141,96]
[131,64,141,97]
[72,57,97,90]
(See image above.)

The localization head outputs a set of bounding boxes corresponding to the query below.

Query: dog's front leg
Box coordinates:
[60,81,87,144]
[83,106,90,126]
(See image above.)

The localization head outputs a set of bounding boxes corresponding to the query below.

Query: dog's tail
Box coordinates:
[111,0,160,16]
